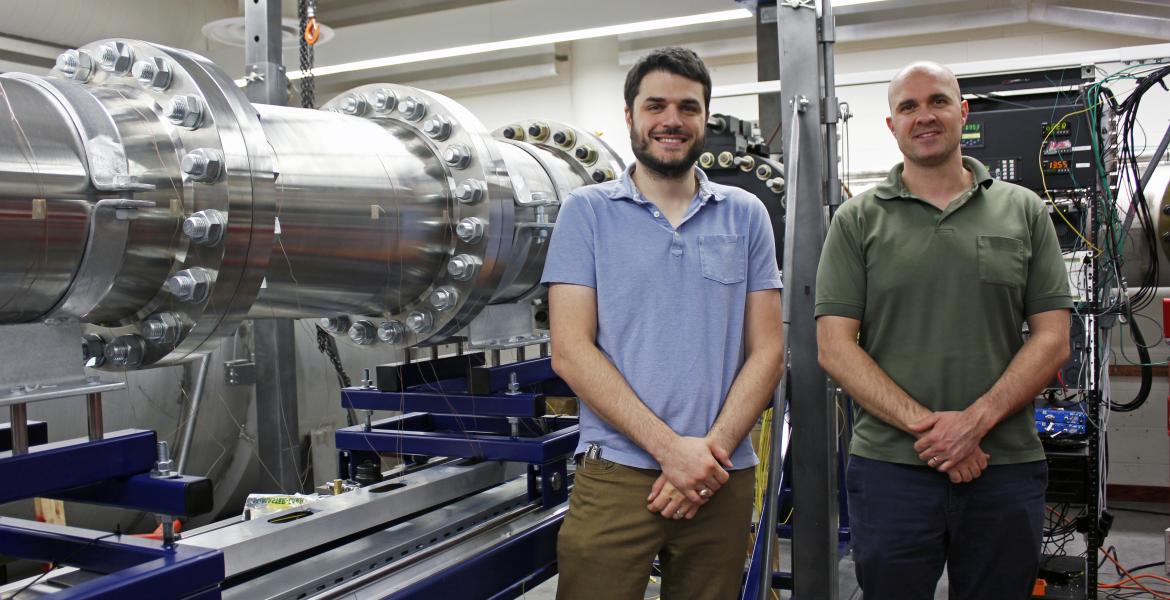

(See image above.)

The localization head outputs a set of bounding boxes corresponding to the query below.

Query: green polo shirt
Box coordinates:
[815,157,1072,465]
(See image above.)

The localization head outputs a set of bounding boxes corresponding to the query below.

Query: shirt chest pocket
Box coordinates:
[976,235,1025,287]
[698,234,747,285]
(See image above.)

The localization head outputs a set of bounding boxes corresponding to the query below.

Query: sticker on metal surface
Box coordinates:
[31,198,45,220]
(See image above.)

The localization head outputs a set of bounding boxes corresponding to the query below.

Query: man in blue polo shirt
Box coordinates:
[542,47,784,599]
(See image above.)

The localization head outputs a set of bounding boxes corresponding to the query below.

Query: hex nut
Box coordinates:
[455,217,485,243]
[318,316,351,333]
[183,209,227,246]
[406,311,433,333]
[377,321,406,344]
[55,49,94,82]
[443,145,472,169]
[105,335,146,368]
[98,41,135,75]
[164,268,212,303]
[373,88,398,113]
[447,255,479,281]
[181,148,225,183]
[167,95,205,129]
[454,179,485,203]
[82,333,106,367]
[143,312,181,344]
[429,287,459,311]
[401,96,427,121]
[132,56,172,90]
[348,320,377,345]
[340,95,368,115]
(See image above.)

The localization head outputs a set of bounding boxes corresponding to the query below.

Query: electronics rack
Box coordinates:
[962,70,1104,599]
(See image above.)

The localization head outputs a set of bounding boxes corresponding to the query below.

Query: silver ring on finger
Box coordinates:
[674,510,685,519]
[699,488,712,499]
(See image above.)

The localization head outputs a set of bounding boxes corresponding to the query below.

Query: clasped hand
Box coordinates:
[646,436,732,520]
[909,409,991,483]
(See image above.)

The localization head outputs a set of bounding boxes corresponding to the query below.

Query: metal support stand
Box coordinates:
[747,1,841,598]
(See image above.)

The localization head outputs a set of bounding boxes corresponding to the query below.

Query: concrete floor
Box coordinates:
[521,501,1168,599]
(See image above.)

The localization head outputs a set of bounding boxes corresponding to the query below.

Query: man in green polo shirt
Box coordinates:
[815,61,1072,599]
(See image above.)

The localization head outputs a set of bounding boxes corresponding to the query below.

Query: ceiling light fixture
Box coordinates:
[234,8,752,85]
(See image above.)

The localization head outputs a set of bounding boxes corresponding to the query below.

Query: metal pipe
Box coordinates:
[9,403,28,455]
[177,353,210,475]
[86,392,103,441]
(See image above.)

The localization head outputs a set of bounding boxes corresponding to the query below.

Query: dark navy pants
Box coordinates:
[846,455,1047,600]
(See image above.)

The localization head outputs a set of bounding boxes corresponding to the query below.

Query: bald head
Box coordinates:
[887,61,961,112]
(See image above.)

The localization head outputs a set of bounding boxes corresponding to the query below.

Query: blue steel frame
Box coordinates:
[0,518,223,599]
[0,430,222,598]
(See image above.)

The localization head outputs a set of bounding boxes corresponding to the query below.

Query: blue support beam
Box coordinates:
[0,430,158,505]
[335,414,578,464]
[468,357,556,395]
[342,387,546,417]
[0,518,223,599]
[51,473,214,518]
[375,354,485,392]
[0,420,48,451]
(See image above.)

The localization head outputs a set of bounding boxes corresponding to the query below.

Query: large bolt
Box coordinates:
[55,49,94,82]
[339,94,368,115]
[183,209,227,246]
[456,217,485,243]
[527,122,549,141]
[551,130,575,147]
[422,116,452,140]
[756,164,773,180]
[406,310,433,334]
[373,88,398,113]
[105,335,147,368]
[717,151,734,168]
[574,145,598,165]
[97,42,134,75]
[82,333,106,367]
[164,268,212,303]
[143,312,181,344]
[502,125,525,140]
[591,168,614,183]
[348,320,377,345]
[443,145,472,169]
[318,316,351,333]
[180,148,225,183]
[454,179,485,204]
[377,321,406,344]
[153,440,174,477]
[167,95,205,129]
[447,254,479,281]
[429,287,459,311]
[401,96,427,121]
[132,57,172,90]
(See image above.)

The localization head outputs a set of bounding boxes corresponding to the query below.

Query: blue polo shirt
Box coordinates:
[541,164,783,470]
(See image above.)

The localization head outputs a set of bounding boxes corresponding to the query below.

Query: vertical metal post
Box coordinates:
[776,1,838,598]
[244,0,287,106]
[246,0,300,493]
[86,393,103,441]
[177,353,211,474]
[253,319,303,492]
[9,403,28,455]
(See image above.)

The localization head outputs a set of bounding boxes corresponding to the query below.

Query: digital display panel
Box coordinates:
[1041,158,1071,173]
[1042,120,1071,137]
[960,122,983,148]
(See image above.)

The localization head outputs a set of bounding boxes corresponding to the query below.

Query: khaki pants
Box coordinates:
[556,456,756,600]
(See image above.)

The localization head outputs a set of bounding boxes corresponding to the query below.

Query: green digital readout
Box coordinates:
[960,122,983,148]
[1042,120,1071,137]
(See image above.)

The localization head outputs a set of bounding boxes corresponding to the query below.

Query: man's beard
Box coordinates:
[630,127,706,179]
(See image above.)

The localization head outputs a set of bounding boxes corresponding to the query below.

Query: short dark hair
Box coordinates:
[623,47,711,111]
